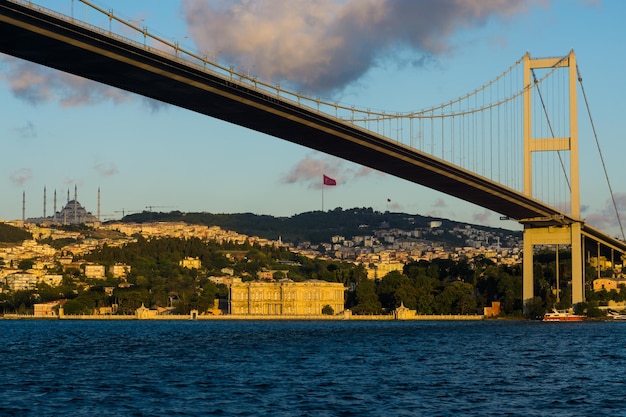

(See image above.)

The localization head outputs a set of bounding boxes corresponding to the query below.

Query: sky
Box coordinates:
[2,0,626,237]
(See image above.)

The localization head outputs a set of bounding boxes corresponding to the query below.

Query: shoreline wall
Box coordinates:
[2,313,485,321]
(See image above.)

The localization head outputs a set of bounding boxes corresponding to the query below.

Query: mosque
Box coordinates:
[25,185,100,225]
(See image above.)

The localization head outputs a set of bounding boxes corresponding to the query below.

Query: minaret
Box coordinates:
[43,186,47,218]
[53,190,57,222]
[22,191,25,222]
[67,188,70,203]
[97,187,101,221]
[73,185,78,224]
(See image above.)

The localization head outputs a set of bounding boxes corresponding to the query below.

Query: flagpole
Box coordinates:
[322,183,324,212]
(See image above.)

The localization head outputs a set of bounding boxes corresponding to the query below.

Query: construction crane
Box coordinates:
[98,214,118,222]
[145,205,176,222]
[145,205,175,213]
[98,209,141,222]
[114,209,142,218]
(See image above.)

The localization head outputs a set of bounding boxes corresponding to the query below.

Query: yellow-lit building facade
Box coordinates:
[593,277,626,292]
[229,280,345,315]
[366,262,405,280]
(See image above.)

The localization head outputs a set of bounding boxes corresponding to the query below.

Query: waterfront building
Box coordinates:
[593,277,626,292]
[135,303,158,319]
[483,301,501,317]
[34,300,65,317]
[229,279,345,315]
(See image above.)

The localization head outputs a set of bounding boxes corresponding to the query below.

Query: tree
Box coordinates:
[17,258,35,271]
[377,270,410,310]
[408,270,439,314]
[322,305,334,315]
[394,284,418,310]
[352,279,382,314]
[525,296,545,319]
[63,299,90,315]
[496,271,522,314]
[435,281,476,314]
[37,282,64,303]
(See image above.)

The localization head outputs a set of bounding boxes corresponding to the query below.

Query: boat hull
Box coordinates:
[542,315,584,322]
[542,309,585,322]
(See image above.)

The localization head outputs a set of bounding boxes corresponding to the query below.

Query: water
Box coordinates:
[0,319,625,416]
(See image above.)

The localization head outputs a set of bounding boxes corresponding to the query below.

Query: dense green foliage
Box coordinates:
[352,257,524,316]
[0,223,32,243]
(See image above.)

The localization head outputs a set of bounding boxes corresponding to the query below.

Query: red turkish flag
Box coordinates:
[323,175,337,186]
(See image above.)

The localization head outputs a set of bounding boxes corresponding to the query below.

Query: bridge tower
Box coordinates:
[521,50,583,307]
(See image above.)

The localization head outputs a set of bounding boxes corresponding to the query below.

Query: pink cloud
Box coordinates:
[183,0,546,93]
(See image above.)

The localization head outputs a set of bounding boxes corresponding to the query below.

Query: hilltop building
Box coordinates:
[26,185,99,225]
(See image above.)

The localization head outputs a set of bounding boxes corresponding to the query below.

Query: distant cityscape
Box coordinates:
[1,189,623,319]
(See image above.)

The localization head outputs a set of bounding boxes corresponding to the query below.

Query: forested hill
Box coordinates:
[121,207,520,245]
[0,222,32,243]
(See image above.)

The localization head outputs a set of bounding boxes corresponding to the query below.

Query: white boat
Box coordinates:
[608,311,626,320]
[542,308,585,322]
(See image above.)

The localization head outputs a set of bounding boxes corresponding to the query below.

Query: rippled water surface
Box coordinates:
[1,319,625,416]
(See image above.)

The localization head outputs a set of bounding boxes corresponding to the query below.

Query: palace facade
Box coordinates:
[229,279,345,316]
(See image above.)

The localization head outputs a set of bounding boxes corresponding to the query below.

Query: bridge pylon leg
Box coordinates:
[523,222,584,311]
[522,227,535,308]
[570,222,584,304]
[522,51,584,312]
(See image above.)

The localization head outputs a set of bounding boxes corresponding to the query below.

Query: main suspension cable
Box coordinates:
[577,66,625,241]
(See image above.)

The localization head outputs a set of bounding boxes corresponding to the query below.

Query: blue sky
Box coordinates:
[2,0,625,236]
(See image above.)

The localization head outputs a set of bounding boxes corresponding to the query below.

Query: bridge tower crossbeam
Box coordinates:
[521,50,584,308]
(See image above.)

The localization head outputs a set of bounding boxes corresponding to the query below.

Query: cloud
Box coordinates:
[0,54,171,110]
[424,198,449,217]
[282,153,379,189]
[9,168,33,185]
[388,201,401,211]
[282,154,341,189]
[585,193,626,238]
[432,198,447,208]
[0,1,546,108]
[13,121,37,139]
[62,178,84,187]
[94,162,119,177]
[0,55,133,107]
[183,0,545,94]
[473,209,492,224]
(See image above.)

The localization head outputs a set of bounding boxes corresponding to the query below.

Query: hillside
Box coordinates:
[0,222,32,243]
[121,207,521,246]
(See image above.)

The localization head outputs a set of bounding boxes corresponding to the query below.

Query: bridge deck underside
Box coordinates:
[2,1,625,254]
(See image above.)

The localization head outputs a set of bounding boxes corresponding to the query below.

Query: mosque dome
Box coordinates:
[26,187,99,225]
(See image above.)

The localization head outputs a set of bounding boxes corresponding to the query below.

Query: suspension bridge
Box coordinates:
[1,0,624,307]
